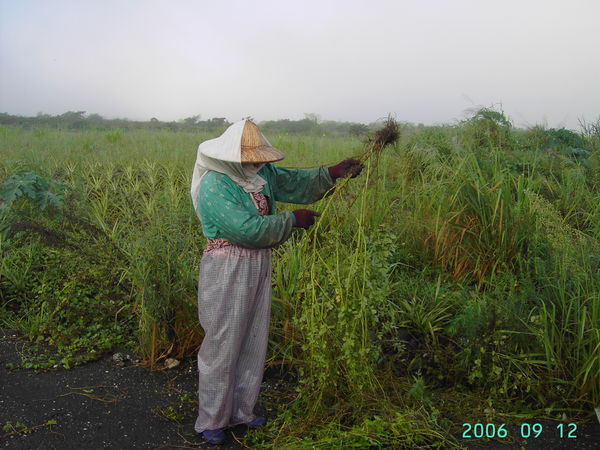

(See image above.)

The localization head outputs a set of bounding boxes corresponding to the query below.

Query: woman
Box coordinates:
[190,119,362,444]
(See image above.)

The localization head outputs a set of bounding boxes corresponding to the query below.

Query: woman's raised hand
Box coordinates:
[328,158,364,180]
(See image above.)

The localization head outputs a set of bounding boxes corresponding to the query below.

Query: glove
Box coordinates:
[328,158,364,180]
[292,209,320,229]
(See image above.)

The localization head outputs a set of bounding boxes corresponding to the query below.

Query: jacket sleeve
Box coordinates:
[198,179,294,249]
[267,165,335,204]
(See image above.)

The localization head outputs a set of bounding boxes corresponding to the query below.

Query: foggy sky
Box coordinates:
[1,0,599,129]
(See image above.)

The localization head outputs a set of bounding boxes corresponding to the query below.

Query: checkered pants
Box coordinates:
[194,245,272,433]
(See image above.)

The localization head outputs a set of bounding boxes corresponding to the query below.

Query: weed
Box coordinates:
[2,419,57,438]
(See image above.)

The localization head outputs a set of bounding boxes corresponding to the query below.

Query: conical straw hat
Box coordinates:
[240,121,285,163]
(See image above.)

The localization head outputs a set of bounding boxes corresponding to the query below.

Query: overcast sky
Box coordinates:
[1,0,599,129]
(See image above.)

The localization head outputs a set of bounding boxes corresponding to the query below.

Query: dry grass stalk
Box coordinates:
[352,116,400,166]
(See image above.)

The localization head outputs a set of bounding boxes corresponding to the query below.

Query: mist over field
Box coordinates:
[1,0,599,128]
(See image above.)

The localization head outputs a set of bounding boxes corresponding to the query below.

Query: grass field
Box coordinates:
[1,111,599,447]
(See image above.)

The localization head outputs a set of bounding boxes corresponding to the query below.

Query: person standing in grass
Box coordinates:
[190,119,363,445]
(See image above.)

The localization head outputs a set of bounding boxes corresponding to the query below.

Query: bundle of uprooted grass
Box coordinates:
[329,116,400,196]
[296,116,400,233]
[363,115,400,160]
[295,116,400,226]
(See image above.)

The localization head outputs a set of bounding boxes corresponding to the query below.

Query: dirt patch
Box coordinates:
[0,330,293,449]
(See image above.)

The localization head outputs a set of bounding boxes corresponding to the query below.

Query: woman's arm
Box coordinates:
[265,164,335,204]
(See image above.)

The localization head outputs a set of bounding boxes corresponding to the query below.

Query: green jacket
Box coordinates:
[197,164,334,249]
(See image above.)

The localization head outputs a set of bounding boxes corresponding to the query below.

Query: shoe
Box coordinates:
[202,428,225,445]
[246,416,267,427]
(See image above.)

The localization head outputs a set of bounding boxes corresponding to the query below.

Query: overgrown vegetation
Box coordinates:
[1,109,598,446]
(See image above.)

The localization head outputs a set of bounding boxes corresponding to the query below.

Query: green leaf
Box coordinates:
[38,190,64,211]
[0,182,22,204]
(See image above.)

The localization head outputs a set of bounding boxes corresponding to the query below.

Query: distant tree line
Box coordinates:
[0,111,377,136]
[0,111,231,133]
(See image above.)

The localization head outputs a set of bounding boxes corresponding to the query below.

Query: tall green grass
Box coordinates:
[1,114,598,446]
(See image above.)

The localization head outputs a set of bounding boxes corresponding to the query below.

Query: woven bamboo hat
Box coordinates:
[240,120,285,163]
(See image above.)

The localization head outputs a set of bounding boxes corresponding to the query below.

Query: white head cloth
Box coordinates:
[190,120,270,217]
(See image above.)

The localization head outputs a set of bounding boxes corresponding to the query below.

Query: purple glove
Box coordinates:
[328,158,364,180]
[292,209,321,229]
